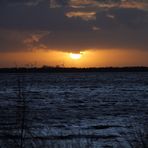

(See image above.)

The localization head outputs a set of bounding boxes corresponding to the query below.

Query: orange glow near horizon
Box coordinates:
[0,49,148,68]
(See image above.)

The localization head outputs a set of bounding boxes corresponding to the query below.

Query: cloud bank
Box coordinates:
[0,0,148,52]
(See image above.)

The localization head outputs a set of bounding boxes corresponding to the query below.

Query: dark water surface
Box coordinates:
[0,72,148,147]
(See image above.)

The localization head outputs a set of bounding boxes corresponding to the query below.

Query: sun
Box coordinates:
[69,53,82,60]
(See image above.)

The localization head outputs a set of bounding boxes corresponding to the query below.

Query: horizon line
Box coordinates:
[0,66,148,69]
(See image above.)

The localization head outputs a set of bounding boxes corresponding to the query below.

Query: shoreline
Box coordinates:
[0,67,148,73]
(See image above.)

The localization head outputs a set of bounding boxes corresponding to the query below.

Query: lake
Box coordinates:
[0,72,147,148]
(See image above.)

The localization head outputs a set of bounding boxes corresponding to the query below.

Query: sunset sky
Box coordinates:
[0,0,148,67]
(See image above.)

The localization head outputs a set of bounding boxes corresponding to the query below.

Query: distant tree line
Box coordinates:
[0,66,148,73]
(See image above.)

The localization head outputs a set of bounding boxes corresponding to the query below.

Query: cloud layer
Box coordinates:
[50,0,148,10]
[0,0,148,52]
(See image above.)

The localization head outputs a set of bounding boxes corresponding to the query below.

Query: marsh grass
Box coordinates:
[129,125,147,148]
[116,122,148,148]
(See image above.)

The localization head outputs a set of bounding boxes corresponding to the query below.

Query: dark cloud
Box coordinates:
[0,29,50,52]
[0,0,148,52]
[0,0,44,6]
[49,0,148,10]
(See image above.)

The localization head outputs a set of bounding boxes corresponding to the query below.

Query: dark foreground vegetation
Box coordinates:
[0,66,148,73]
